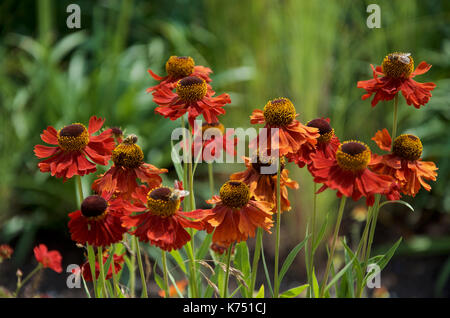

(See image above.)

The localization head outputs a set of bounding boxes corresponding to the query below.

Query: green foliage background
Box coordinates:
[0,0,449,296]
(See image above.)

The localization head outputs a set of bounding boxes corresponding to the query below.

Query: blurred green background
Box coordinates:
[0,0,449,297]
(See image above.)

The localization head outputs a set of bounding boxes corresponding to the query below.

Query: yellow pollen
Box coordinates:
[112,141,144,168]
[165,56,195,78]
[202,122,225,136]
[381,52,414,78]
[147,187,180,217]
[336,141,371,172]
[57,123,89,152]
[263,98,296,127]
[219,181,250,209]
[392,134,422,161]
[176,76,207,102]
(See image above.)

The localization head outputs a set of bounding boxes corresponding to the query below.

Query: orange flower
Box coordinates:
[147,56,212,93]
[92,135,167,199]
[369,129,438,197]
[250,98,319,157]
[121,183,209,251]
[68,194,129,247]
[34,116,115,181]
[195,181,274,245]
[309,140,399,206]
[287,118,340,168]
[153,76,230,127]
[230,156,298,213]
[158,279,188,298]
[33,244,62,273]
[357,52,436,108]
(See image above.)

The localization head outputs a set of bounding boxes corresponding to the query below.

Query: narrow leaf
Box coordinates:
[280,284,309,298]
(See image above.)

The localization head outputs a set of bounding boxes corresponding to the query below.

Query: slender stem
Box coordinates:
[356,205,374,260]
[133,236,148,298]
[363,195,381,270]
[306,183,318,298]
[222,244,233,298]
[208,163,214,198]
[129,234,136,297]
[391,93,399,148]
[319,196,347,298]
[110,244,118,298]
[97,246,108,298]
[273,161,282,298]
[14,264,42,297]
[162,250,170,298]
[250,227,263,297]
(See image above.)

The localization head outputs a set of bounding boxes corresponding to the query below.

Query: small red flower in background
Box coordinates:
[68,194,128,247]
[357,52,436,108]
[0,244,13,262]
[33,244,62,273]
[81,252,125,282]
[147,56,212,93]
[190,122,238,162]
[121,183,209,251]
[34,116,115,181]
[309,140,399,206]
[369,129,438,197]
[158,279,188,298]
[195,181,274,246]
[92,134,167,199]
[287,118,340,168]
[230,156,298,213]
[250,98,319,157]
[153,76,231,127]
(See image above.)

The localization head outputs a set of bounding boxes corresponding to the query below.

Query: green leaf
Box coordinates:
[153,261,164,292]
[170,139,184,182]
[255,284,264,298]
[313,213,329,253]
[196,233,213,260]
[341,238,363,286]
[379,200,414,212]
[280,284,309,298]
[234,242,251,298]
[324,256,357,294]
[370,237,403,273]
[312,269,320,298]
[278,235,309,288]
[170,250,187,274]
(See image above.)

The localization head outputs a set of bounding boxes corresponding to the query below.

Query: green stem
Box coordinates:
[250,227,263,297]
[133,236,148,298]
[208,163,214,198]
[319,196,347,298]
[14,264,42,297]
[307,183,318,297]
[162,250,170,298]
[222,244,233,298]
[129,234,136,297]
[391,94,399,148]
[110,244,118,298]
[97,246,108,298]
[273,161,282,298]
[356,205,374,260]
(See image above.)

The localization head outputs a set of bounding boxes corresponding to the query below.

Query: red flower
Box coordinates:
[68,194,129,247]
[153,76,230,127]
[250,98,319,157]
[190,122,238,162]
[357,53,436,108]
[230,156,298,213]
[147,56,212,93]
[287,118,340,168]
[0,244,13,261]
[92,134,167,199]
[369,129,438,197]
[33,244,62,273]
[34,116,115,181]
[309,140,398,206]
[195,181,274,246]
[81,252,125,282]
[121,183,209,251]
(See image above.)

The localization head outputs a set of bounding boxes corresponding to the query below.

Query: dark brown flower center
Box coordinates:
[176,76,207,101]
[60,124,85,137]
[382,52,414,78]
[147,187,180,217]
[57,123,89,152]
[219,181,250,209]
[392,134,422,161]
[81,195,108,218]
[112,135,144,168]
[307,118,334,143]
[336,141,371,172]
[149,187,172,201]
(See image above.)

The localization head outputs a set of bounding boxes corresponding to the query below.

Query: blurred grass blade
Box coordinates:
[278,235,309,289]
[280,284,309,298]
